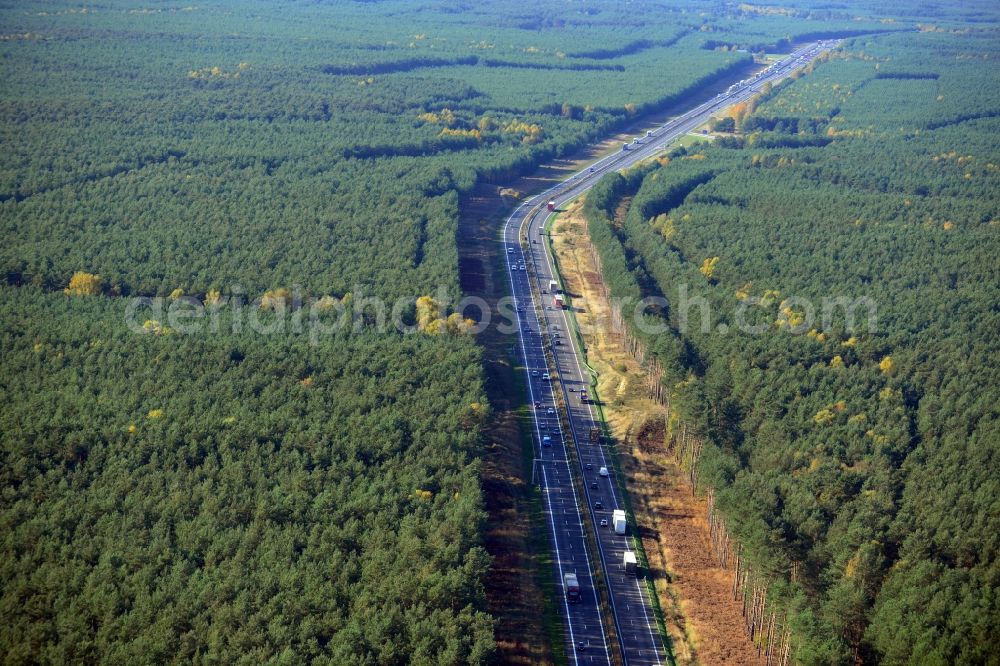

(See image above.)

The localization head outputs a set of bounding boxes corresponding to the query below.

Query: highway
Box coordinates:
[502,40,836,665]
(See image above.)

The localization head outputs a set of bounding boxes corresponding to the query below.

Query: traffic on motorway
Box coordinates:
[502,40,836,665]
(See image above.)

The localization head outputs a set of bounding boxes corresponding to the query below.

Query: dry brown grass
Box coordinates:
[552,199,760,666]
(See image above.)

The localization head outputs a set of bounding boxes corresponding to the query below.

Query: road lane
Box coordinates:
[501,41,837,664]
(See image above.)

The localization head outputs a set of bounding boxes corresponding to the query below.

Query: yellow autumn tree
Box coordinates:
[445,312,475,335]
[415,295,441,331]
[260,288,291,310]
[314,295,340,311]
[651,213,675,239]
[503,119,543,144]
[439,127,481,141]
[142,320,171,336]
[813,408,835,425]
[415,296,474,335]
[65,271,103,296]
[477,115,496,132]
[879,356,894,373]
[699,256,719,279]
[729,101,749,128]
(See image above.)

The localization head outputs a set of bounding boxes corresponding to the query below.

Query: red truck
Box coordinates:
[547,200,556,211]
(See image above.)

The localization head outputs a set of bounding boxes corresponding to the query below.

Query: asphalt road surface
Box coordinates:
[502,40,837,665]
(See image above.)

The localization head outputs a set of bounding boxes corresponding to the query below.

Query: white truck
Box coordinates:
[612,509,627,535]
[623,550,637,574]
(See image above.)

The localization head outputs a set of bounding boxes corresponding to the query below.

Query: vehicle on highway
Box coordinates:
[563,572,580,602]
[624,551,637,574]
[594,500,603,510]
[600,518,608,527]
[613,509,627,535]
[542,373,550,381]
[585,463,592,471]
[542,436,552,447]
[591,481,598,490]
[547,408,555,416]
[531,370,539,377]
[599,466,609,477]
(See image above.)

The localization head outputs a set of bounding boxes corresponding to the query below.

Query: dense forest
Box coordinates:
[0,0,849,661]
[2,0,997,662]
[585,28,999,665]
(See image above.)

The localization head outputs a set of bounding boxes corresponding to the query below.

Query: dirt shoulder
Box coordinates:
[550,198,760,666]
[461,110,683,666]
[462,70,763,663]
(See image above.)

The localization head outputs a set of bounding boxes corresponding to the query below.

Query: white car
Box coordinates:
[599,466,609,477]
